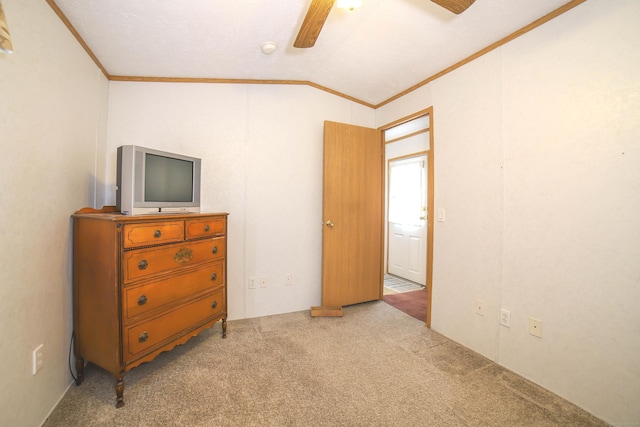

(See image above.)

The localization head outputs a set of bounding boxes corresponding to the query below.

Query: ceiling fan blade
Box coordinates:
[431,0,475,14]
[294,0,336,48]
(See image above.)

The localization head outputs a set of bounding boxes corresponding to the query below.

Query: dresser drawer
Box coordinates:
[186,217,225,240]
[124,288,225,361]
[124,261,224,320]
[123,237,226,283]
[122,221,184,248]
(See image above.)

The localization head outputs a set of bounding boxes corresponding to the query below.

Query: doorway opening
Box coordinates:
[380,109,434,326]
[387,154,428,286]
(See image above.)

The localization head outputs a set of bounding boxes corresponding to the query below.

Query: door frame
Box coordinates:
[379,107,434,327]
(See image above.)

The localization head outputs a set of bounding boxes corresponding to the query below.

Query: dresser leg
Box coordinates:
[222,317,227,338]
[115,376,125,408]
[75,358,84,386]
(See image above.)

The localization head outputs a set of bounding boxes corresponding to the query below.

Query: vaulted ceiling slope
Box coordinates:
[51,0,583,108]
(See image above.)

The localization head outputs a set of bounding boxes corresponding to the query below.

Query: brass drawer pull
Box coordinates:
[138,331,149,343]
[137,295,147,306]
[153,230,162,238]
[211,300,218,309]
[212,246,218,254]
[138,260,148,270]
[204,224,210,232]
[210,273,218,281]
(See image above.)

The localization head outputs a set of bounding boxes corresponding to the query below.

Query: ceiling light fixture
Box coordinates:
[337,0,362,11]
[261,42,277,55]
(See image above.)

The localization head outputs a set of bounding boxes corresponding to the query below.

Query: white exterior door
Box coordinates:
[387,155,427,285]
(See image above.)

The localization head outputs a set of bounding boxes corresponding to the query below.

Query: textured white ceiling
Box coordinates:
[53,0,575,106]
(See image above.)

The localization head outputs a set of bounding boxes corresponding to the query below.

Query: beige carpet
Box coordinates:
[44,301,606,426]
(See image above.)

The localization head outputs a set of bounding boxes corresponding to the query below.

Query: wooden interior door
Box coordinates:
[322,121,383,307]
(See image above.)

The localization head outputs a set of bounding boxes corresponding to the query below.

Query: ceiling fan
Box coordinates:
[294,0,476,48]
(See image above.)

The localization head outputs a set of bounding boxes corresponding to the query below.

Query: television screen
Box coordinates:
[144,153,194,203]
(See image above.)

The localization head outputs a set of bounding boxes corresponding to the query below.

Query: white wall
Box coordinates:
[0,0,108,425]
[499,2,640,423]
[377,1,640,424]
[106,82,376,320]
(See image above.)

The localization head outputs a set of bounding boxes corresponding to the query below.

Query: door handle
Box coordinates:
[324,220,335,228]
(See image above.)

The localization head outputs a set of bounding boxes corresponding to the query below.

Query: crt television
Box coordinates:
[116,145,201,215]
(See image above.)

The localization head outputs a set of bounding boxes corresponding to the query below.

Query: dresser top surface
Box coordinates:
[72,210,228,223]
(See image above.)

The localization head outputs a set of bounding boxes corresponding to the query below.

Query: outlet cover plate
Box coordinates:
[32,344,44,375]
[500,309,511,327]
[529,317,542,338]
[475,299,485,316]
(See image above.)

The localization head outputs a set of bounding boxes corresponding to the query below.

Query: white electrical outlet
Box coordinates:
[32,344,44,375]
[500,309,511,327]
[285,273,292,286]
[248,277,256,289]
[529,317,542,338]
[260,276,267,288]
[475,299,485,316]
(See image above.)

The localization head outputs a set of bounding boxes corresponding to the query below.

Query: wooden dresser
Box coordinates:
[72,208,228,407]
